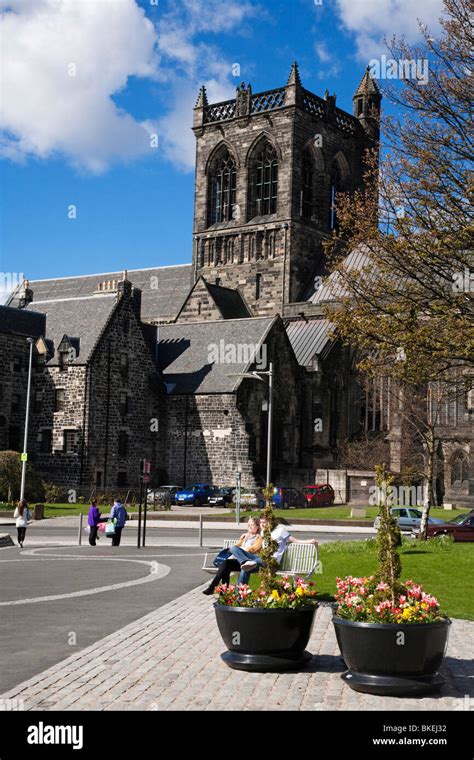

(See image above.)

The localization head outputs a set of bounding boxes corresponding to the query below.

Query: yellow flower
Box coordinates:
[295,587,305,597]
[402,607,412,619]
[270,590,280,600]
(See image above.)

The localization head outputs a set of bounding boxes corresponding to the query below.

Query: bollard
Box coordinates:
[78,511,83,546]
[199,513,203,547]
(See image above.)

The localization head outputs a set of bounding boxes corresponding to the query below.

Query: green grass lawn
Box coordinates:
[0,502,107,518]
[247,538,473,620]
[228,506,454,521]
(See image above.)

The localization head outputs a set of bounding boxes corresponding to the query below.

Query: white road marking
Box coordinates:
[0,553,170,606]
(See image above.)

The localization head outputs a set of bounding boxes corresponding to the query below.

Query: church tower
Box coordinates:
[192,63,381,316]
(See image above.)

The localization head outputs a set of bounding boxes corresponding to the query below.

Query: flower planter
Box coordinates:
[333,615,451,696]
[214,604,317,672]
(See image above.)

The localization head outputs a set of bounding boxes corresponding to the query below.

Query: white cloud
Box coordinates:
[314,41,342,79]
[156,0,258,172]
[0,0,160,172]
[0,0,257,173]
[334,0,444,59]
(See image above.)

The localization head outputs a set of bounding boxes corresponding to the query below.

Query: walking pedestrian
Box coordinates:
[87,499,101,546]
[109,498,129,546]
[14,499,31,548]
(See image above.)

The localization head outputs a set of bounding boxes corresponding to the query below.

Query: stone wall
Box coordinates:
[0,333,33,451]
[192,80,372,314]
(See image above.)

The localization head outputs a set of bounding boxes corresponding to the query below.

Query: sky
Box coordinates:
[0,0,445,287]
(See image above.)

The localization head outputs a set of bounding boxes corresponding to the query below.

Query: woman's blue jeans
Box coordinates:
[229,546,263,584]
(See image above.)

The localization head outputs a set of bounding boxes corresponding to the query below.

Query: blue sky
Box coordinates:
[0,0,444,283]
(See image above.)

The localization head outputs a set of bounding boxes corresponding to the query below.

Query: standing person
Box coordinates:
[202,517,262,595]
[237,515,319,585]
[87,500,101,546]
[13,499,31,548]
[109,498,129,547]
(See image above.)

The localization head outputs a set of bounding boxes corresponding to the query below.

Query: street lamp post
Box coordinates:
[20,337,35,502]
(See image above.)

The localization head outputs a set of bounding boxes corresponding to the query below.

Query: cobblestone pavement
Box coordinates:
[1,585,472,711]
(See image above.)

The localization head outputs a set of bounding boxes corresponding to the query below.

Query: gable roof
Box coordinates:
[205,281,251,319]
[285,319,335,366]
[25,294,117,365]
[8,264,193,324]
[176,276,251,322]
[157,316,275,394]
[0,306,46,339]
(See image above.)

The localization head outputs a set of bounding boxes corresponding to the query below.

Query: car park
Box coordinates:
[272,486,307,510]
[208,487,235,507]
[302,484,335,507]
[373,507,446,532]
[174,484,215,506]
[239,489,265,509]
[420,511,474,542]
[147,485,182,506]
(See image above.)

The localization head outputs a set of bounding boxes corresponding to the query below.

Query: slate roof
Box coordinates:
[0,306,46,339]
[157,317,275,394]
[8,264,193,324]
[25,294,117,365]
[284,319,335,366]
[204,282,251,319]
[309,245,374,304]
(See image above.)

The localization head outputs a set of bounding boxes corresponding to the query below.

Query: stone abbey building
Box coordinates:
[2,64,473,506]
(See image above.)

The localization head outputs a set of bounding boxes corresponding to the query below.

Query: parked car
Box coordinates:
[419,511,474,542]
[302,484,335,507]
[373,507,446,532]
[208,487,235,507]
[272,486,307,510]
[174,484,215,506]
[147,485,182,506]
[239,489,265,509]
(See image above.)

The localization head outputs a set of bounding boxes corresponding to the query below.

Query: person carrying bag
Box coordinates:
[109,498,129,546]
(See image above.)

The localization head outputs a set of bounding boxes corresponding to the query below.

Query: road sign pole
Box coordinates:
[137,477,143,549]
[142,486,148,547]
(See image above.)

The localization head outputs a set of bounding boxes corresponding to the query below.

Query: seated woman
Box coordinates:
[237,514,319,584]
[202,517,262,595]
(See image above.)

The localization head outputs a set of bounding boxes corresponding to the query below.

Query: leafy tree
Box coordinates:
[325,0,473,381]
[0,451,45,503]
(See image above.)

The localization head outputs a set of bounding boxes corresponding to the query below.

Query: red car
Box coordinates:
[302,484,335,507]
[422,511,474,542]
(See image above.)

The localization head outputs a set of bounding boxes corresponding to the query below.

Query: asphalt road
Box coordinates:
[0,524,373,693]
[0,544,210,693]
[0,523,374,546]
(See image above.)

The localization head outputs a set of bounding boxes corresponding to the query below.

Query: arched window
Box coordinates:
[301,148,315,220]
[208,149,236,225]
[249,142,278,218]
[451,451,469,485]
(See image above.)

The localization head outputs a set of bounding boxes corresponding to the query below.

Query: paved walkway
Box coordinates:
[1,584,472,711]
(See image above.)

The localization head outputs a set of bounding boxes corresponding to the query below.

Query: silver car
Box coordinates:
[374,508,446,531]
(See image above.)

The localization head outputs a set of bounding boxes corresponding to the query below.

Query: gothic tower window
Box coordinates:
[301,148,315,220]
[208,149,237,225]
[249,142,278,218]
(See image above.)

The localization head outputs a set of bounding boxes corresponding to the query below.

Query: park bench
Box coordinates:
[202,538,319,580]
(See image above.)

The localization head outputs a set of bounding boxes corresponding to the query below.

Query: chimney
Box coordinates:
[19,279,33,308]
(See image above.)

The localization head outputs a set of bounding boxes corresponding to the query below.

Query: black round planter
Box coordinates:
[214,604,317,672]
[333,615,451,696]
